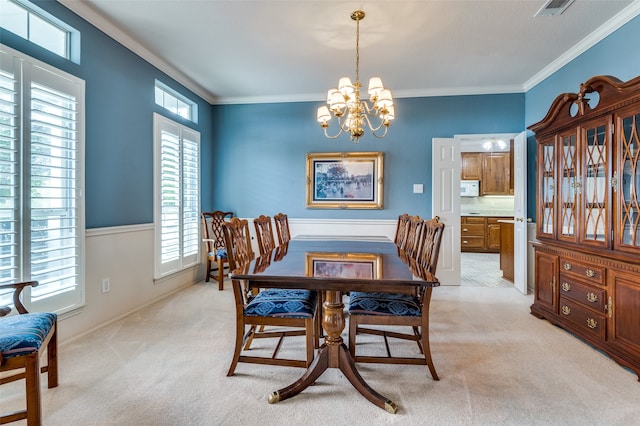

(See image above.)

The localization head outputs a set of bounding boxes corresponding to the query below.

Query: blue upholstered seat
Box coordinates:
[348,292,421,317]
[245,289,317,318]
[0,312,57,359]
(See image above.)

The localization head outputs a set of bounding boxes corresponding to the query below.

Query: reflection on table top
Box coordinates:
[230,237,439,293]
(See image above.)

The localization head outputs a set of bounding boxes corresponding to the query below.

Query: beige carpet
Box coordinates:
[3,282,640,425]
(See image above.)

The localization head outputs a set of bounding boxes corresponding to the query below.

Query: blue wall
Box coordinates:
[6,2,640,226]
[2,0,214,228]
[212,94,524,219]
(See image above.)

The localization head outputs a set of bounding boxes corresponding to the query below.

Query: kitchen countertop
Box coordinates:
[461,212,513,217]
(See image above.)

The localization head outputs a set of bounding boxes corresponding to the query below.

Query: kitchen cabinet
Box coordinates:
[460,216,507,253]
[461,153,482,180]
[481,153,511,195]
[461,152,511,195]
[499,220,514,282]
[529,75,640,379]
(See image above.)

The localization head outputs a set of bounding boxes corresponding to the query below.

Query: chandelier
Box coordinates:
[316,10,394,143]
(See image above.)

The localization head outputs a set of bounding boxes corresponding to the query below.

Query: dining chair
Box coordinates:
[253,215,276,256]
[202,211,234,290]
[394,213,410,247]
[403,215,425,258]
[1,281,58,425]
[273,212,291,245]
[223,218,319,376]
[347,217,445,380]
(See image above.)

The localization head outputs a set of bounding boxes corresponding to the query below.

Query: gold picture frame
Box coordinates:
[306,151,384,209]
[305,252,382,279]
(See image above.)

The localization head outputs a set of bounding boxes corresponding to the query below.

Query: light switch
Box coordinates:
[413,184,423,194]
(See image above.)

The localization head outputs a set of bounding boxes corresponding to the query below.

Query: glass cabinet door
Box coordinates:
[558,130,578,243]
[537,138,555,238]
[615,109,640,252]
[580,117,611,247]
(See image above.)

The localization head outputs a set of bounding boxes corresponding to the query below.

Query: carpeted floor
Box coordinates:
[3,282,639,425]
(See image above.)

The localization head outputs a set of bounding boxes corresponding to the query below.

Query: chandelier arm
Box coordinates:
[371,125,390,139]
[322,125,344,139]
[361,112,386,132]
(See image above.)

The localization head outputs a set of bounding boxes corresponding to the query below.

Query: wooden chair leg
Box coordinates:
[216,258,224,291]
[25,352,42,426]
[305,318,315,367]
[205,257,211,282]
[47,327,59,388]
[227,320,244,376]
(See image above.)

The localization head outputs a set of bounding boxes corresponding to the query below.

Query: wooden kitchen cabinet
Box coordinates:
[481,152,511,195]
[461,153,482,180]
[460,216,505,253]
[529,75,640,379]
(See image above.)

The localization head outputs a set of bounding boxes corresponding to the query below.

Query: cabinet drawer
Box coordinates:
[464,217,486,224]
[461,224,484,236]
[559,297,607,340]
[558,275,606,312]
[461,236,485,248]
[559,257,605,286]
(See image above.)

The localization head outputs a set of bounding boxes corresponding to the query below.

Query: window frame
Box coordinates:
[0,43,85,314]
[153,112,201,279]
[154,80,198,123]
[0,0,80,63]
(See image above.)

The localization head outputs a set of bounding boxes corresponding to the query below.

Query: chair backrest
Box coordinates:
[202,211,233,253]
[273,212,291,245]
[403,215,425,258]
[417,217,445,274]
[223,218,256,305]
[394,213,410,247]
[254,215,276,255]
[222,218,254,272]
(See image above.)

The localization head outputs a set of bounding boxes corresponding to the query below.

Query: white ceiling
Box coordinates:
[59,0,640,105]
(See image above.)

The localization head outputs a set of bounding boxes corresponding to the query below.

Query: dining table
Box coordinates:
[229,236,440,414]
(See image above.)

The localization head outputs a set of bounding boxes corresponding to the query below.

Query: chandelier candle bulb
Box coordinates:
[317,10,394,143]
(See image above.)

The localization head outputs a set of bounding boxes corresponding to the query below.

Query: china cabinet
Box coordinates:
[529,75,640,379]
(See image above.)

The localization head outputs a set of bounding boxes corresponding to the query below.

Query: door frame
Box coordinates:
[432,132,524,287]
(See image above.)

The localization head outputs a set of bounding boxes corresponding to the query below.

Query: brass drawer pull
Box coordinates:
[561,282,571,292]
[585,269,595,278]
[462,240,468,244]
[563,263,572,271]
[462,228,468,232]
[586,292,598,303]
[587,318,598,329]
[561,305,571,315]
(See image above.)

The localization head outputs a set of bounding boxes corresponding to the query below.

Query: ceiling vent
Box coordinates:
[535,0,575,17]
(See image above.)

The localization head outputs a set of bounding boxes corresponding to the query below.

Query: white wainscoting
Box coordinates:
[288,218,397,241]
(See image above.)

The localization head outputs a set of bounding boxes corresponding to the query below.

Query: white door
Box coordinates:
[432,138,461,285]
[513,131,528,294]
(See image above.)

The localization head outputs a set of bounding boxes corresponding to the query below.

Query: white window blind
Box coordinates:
[0,45,85,313]
[153,113,200,278]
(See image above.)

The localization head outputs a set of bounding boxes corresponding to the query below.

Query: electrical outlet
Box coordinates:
[101,278,110,293]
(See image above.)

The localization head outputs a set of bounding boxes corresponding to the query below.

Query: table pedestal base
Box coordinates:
[267,291,398,414]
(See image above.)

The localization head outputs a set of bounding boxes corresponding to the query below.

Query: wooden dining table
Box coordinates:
[229,236,440,414]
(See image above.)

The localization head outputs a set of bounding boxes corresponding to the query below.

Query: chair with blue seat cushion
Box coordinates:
[1,280,58,425]
[223,218,319,376]
[202,211,234,290]
[347,217,445,380]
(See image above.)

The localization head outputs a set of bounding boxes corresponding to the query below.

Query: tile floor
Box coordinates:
[460,252,513,288]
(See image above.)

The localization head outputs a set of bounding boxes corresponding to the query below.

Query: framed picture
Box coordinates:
[306,151,384,209]
[305,253,382,279]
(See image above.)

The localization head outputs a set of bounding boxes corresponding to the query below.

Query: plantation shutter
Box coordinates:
[153,113,200,278]
[0,45,85,313]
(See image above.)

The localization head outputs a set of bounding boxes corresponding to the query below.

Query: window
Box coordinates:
[0,45,85,314]
[153,113,200,278]
[155,80,198,123]
[0,0,79,62]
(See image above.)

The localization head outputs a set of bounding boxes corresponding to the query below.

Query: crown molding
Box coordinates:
[58,0,217,104]
[523,0,640,92]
